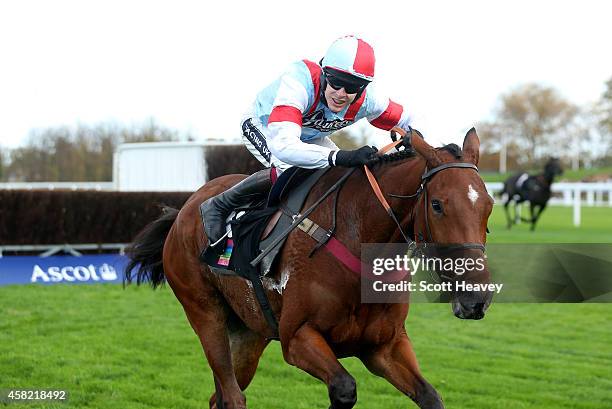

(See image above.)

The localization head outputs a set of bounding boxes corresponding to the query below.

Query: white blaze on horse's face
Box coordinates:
[467,184,479,206]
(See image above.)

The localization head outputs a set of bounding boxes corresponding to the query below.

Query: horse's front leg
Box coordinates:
[360,330,444,409]
[513,201,522,225]
[503,199,513,229]
[282,324,357,409]
[530,203,546,231]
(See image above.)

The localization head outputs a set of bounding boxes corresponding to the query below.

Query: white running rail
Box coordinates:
[485,182,612,227]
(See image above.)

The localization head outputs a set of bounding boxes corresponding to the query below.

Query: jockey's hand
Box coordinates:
[391,126,423,151]
[333,146,379,167]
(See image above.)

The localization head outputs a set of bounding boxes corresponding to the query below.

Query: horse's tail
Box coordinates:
[124,206,179,288]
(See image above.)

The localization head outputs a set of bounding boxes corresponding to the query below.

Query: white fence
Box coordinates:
[485,182,612,227]
[0,182,114,191]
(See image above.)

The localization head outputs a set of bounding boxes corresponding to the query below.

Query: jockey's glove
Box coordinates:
[331,146,379,167]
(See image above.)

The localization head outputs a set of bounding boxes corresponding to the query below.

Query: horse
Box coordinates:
[501,157,563,231]
[124,128,494,409]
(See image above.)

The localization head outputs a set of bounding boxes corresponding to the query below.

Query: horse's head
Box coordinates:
[410,128,494,319]
[544,157,563,178]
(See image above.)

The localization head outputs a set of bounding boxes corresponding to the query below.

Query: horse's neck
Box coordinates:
[542,170,555,185]
[350,158,425,244]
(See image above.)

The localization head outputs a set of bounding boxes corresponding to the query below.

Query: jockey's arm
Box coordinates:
[317,135,340,151]
[267,120,333,169]
[365,85,412,133]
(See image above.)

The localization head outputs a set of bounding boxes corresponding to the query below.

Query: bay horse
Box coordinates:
[501,157,563,231]
[124,128,494,409]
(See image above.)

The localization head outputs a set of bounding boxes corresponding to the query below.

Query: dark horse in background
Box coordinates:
[501,158,563,231]
[124,129,494,409]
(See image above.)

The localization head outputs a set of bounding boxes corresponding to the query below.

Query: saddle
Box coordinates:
[200,167,329,279]
[515,173,544,200]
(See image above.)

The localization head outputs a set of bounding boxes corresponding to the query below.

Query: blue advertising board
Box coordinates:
[0,255,129,286]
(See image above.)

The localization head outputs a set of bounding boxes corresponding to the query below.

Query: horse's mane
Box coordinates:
[375,148,417,164]
[437,143,462,159]
[373,142,463,166]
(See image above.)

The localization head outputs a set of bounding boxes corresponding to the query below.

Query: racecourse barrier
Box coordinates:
[0,190,191,245]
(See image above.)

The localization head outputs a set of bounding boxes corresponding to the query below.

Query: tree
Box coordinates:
[3,119,185,182]
[480,83,578,167]
[594,76,612,158]
[600,76,612,133]
[0,147,5,181]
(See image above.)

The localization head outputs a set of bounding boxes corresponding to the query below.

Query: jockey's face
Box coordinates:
[324,83,358,113]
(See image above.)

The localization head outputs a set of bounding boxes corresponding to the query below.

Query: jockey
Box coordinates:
[201,35,413,248]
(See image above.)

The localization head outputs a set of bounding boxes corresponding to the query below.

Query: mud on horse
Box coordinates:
[124,128,494,409]
[501,157,563,231]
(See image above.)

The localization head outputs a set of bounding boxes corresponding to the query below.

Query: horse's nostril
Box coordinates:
[461,301,486,319]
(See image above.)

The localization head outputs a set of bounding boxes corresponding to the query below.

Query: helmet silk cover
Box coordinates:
[321,35,375,83]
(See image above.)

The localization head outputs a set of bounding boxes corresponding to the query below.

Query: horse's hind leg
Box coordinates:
[283,324,357,409]
[177,287,247,409]
[209,318,270,409]
[164,243,246,408]
[360,330,444,409]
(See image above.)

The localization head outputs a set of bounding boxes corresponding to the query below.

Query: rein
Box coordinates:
[365,128,486,253]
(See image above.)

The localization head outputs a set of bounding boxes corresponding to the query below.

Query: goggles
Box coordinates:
[325,73,367,94]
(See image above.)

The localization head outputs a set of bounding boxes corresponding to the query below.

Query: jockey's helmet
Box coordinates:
[321,35,375,87]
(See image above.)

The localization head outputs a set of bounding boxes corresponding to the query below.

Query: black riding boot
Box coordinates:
[200,168,272,248]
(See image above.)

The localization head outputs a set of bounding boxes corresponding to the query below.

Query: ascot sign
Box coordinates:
[0,255,127,286]
[31,263,118,283]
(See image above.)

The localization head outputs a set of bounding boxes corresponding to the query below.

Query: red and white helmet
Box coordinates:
[321,35,375,83]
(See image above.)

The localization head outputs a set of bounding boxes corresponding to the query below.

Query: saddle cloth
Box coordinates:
[200,167,329,280]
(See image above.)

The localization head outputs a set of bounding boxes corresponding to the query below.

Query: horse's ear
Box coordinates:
[410,129,441,167]
[462,127,480,165]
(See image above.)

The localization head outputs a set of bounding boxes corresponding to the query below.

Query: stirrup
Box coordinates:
[209,230,230,248]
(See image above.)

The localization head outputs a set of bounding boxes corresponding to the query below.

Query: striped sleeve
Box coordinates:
[364,83,409,131]
[369,100,404,131]
[268,70,309,126]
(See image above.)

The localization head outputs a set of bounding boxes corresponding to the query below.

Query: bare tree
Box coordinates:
[0,147,6,181]
[599,76,612,134]
[3,119,185,182]
[481,83,578,166]
[593,76,612,160]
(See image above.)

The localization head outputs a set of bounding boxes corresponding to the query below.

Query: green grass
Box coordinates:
[487,205,612,243]
[1,286,611,409]
[1,206,611,408]
[481,166,612,183]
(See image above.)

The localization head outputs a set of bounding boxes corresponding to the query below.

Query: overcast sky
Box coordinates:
[1,0,611,149]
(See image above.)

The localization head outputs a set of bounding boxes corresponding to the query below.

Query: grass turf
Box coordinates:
[1,206,611,408]
[486,204,612,243]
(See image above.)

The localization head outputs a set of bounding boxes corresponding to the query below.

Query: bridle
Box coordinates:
[365,129,487,254]
[394,162,485,253]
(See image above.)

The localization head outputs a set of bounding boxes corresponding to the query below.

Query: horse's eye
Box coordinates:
[431,199,443,214]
